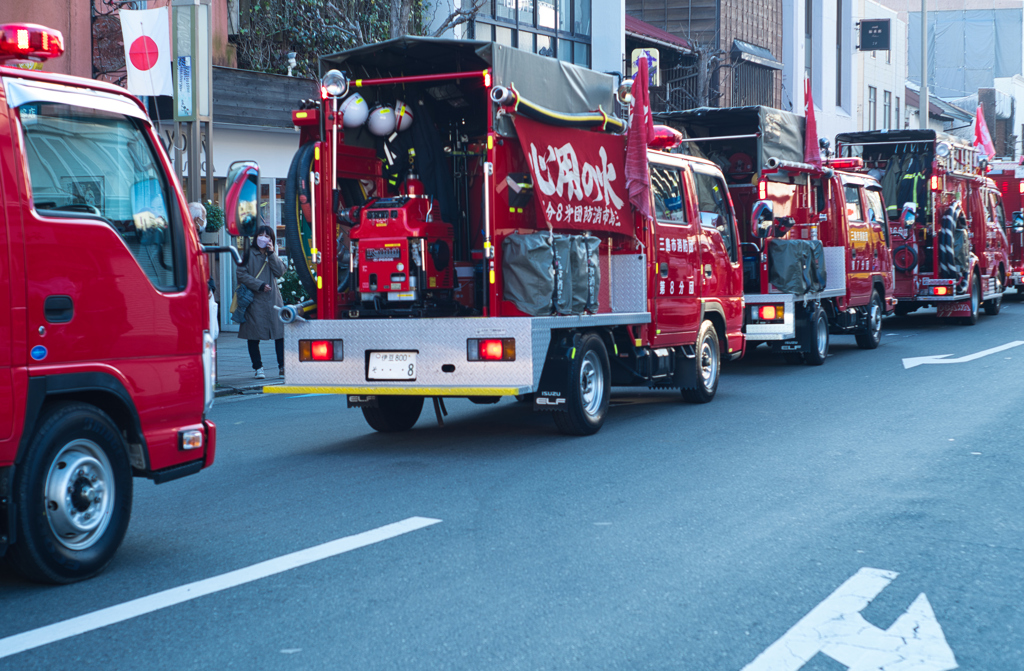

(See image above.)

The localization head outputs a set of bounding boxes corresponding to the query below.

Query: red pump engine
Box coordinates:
[350,177,455,312]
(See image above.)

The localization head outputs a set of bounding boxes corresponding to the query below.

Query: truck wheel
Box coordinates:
[7,403,132,584]
[553,333,610,436]
[961,274,981,325]
[681,321,720,403]
[855,290,883,350]
[362,396,424,433]
[802,308,829,366]
[983,274,1002,316]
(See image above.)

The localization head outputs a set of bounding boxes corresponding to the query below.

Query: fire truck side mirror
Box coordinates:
[1013,211,1024,232]
[225,160,261,238]
[901,203,917,227]
[751,200,774,239]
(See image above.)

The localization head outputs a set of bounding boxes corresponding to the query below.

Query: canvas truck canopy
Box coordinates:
[320,37,617,124]
[655,106,805,178]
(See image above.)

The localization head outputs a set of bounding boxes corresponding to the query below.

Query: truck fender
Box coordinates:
[699,301,728,351]
[18,373,149,473]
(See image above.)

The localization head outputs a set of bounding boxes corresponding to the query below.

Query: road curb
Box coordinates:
[215,382,281,397]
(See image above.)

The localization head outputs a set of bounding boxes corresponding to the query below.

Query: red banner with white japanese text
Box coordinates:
[513,115,632,233]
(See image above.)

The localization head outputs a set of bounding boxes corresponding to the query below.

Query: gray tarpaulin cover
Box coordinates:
[655,107,806,172]
[768,239,827,294]
[503,233,554,316]
[320,37,615,137]
[503,233,601,315]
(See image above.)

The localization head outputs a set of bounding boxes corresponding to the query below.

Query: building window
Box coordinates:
[895,96,900,129]
[474,0,590,66]
[883,90,892,129]
[804,0,813,82]
[734,63,775,107]
[868,86,877,130]
[836,0,843,107]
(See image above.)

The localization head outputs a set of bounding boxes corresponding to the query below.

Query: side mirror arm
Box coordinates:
[202,245,243,265]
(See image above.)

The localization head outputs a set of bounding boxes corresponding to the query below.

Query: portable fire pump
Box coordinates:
[835,129,1008,324]
[658,108,894,364]
[985,162,1024,295]
[266,38,746,436]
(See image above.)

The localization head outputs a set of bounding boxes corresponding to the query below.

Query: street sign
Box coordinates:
[743,567,957,671]
[859,19,891,51]
[631,48,660,88]
[902,340,1024,368]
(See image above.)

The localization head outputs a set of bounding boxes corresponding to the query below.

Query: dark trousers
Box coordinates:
[248,339,284,370]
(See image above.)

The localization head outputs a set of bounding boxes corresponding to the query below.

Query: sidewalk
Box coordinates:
[215,333,284,397]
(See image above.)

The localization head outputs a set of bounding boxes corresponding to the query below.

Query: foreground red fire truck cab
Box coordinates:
[267,39,746,435]
[0,24,238,583]
[835,129,1008,323]
[659,108,894,364]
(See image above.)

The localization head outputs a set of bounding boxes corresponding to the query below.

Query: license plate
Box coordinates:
[367,351,417,380]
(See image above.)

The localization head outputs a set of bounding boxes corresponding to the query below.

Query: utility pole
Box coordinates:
[919,0,928,129]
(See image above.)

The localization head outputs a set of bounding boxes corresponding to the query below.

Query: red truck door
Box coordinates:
[863,186,894,296]
[983,188,1009,277]
[12,97,205,469]
[689,165,741,305]
[650,161,701,342]
[842,179,872,304]
[0,173,11,442]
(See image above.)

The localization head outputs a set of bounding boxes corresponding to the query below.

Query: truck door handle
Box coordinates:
[704,264,713,278]
[659,263,668,278]
[44,295,74,323]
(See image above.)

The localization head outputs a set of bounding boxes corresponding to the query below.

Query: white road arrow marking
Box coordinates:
[742,567,957,671]
[902,340,1024,369]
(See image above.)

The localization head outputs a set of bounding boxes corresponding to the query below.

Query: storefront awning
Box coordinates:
[625,15,691,54]
[731,40,783,70]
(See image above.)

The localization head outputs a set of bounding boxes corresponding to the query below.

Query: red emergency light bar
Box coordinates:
[649,125,684,150]
[826,158,864,170]
[0,24,64,63]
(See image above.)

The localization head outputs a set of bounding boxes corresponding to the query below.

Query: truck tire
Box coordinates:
[362,396,424,433]
[7,403,133,584]
[983,273,1002,316]
[553,333,610,436]
[802,307,829,366]
[961,273,981,325]
[681,321,720,403]
[855,289,883,350]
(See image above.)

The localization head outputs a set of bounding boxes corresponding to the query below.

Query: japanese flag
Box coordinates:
[120,7,172,97]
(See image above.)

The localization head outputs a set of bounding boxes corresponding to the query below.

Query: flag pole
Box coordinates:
[919,0,928,129]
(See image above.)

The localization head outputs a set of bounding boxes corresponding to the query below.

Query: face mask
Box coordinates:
[257,236,270,249]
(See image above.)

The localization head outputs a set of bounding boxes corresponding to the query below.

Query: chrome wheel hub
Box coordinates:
[700,336,719,388]
[579,351,604,417]
[45,439,115,551]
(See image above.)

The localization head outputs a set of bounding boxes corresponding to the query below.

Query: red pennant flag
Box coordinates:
[625,56,654,220]
[974,105,996,160]
[803,78,821,169]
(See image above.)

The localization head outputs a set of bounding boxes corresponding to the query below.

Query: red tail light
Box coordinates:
[1018,182,1023,195]
[933,287,949,296]
[467,338,516,361]
[758,180,767,200]
[0,23,64,63]
[311,340,333,361]
[298,339,344,361]
[930,176,941,191]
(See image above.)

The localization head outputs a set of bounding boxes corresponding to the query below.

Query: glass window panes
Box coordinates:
[692,167,737,261]
[844,184,864,220]
[496,0,515,22]
[574,41,589,66]
[537,0,555,28]
[558,0,570,32]
[518,31,535,51]
[537,34,553,56]
[574,0,590,35]
[518,0,534,26]
[495,25,514,46]
[557,38,572,61]
[18,103,182,291]
[864,189,883,223]
[651,165,687,223]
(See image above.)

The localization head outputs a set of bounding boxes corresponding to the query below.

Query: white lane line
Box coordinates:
[0,516,441,660]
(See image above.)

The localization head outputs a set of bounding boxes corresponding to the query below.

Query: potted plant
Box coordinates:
[201,202,224,243]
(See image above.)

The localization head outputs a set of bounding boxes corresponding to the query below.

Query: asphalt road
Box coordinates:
[3,299,1024,670]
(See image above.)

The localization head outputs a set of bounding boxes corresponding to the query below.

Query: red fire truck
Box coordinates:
[986,162,1024,295]
[659,108,894,364]
[835,129,1008,323]
[267,38,745,435]
[0,24,240,583]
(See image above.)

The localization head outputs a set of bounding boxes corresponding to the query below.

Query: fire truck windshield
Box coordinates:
[17,102,182,291]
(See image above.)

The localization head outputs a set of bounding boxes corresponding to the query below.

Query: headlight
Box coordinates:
[321,69,348,98]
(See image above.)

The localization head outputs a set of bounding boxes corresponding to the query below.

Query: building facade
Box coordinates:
[855,0,907,132]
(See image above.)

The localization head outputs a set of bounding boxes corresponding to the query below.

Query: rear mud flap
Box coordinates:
[533,334,576,412]
[937,301,972,318]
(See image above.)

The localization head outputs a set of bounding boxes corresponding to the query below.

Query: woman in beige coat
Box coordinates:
[236,225,286,379]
